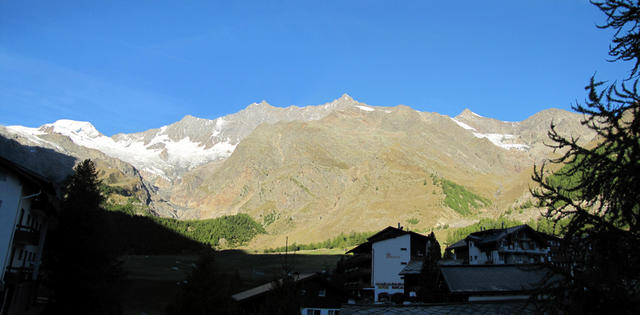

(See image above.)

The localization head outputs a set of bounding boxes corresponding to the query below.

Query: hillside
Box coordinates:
[0,95,596,248]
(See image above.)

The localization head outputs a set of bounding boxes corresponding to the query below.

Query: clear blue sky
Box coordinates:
[0,0,631,136]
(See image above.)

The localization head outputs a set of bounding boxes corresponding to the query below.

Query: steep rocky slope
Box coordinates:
[0,95,596,247]
[166,103,595,247]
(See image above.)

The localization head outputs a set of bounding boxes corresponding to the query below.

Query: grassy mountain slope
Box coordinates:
[170,106,541,248]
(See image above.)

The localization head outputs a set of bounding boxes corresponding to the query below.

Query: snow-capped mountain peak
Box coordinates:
[42,119,101,138]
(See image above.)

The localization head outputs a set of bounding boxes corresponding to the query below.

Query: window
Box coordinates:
[329,310,340,315]
[401,262,407,265]
[307,310,321,315]
[400,248,407,251]
[318,289,326,297]
[0,200,3,208]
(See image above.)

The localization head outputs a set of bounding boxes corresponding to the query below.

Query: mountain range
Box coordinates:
[0,94,596,248]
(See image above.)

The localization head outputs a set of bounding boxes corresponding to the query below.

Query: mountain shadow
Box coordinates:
[0,134,77,183]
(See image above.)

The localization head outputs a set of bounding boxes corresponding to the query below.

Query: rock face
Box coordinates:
[0,95,596,246]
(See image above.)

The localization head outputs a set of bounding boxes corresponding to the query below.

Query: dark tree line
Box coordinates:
[531,1,640,313]
[41,159,270,314]
[43,159,124,314]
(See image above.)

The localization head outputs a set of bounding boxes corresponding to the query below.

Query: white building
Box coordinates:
[0,157,56,315]
[446,225,557,265]
[346,225,435,303]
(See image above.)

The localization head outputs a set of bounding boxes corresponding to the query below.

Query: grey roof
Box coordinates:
[231,273,316,301]
[347,226,433,254]
[447,239,467,249]
[399,260,424,275]
[478,225,528,245]
[440,265,552,294]
[341,301,536,314]
[446,225,550,251]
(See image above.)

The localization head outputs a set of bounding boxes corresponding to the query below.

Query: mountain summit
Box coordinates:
[0,96,597,247]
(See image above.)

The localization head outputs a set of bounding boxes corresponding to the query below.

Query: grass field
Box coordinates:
[119,250,344,314]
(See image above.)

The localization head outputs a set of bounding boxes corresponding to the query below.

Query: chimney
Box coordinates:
[398,222,403,230]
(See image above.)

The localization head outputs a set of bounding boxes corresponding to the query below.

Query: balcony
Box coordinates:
[13,225,40,246]
[4,267,34,284]
[498,247,547,255]
[344,280,373,290]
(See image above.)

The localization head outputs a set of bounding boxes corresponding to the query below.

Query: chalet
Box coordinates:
[232,273,348,315]
[0,157,57,315]
[342,225,437,303]
[445,225,556,265]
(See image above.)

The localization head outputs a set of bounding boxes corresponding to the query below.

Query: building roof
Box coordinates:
[399,260,424,275]
[447,239,467,250]
[347,241,372,255]
[446,225,551,251]
[231,273,316,302]
[347,226,433,254]
[440,265,554,294]
[341,301,536,314]
[0,155,55,193]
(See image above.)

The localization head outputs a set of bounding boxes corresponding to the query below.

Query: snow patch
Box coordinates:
[355,105,375,112]
[211,118,226,137]
[472,133,529,151]
[7,125,46,136]
[451,118,476,131]
[5,125,63,150]
[45,119,101,138]
[450,118,528,151]
[23,119,238,177]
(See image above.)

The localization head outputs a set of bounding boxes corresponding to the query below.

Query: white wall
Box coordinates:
[371,234,410,302]
[0,170,22,284]
[468,240,484,264]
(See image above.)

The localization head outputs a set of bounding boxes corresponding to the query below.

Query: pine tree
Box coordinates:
[531,1,640,313]
[43,159,123,314]
[418,233,442,302]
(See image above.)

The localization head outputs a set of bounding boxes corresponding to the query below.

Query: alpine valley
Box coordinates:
[0,94,597,248]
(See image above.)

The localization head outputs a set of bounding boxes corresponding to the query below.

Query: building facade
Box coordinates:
[343,226,436,303]
[446,225,556,265]
[0,157,56,315]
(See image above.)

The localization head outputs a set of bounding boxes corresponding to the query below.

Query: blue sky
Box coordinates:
[0,1,630,136]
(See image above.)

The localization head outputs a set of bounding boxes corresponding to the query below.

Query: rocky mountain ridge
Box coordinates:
[0,95,596,247]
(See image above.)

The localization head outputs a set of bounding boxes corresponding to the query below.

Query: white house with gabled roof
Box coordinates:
[346,225,436,303]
